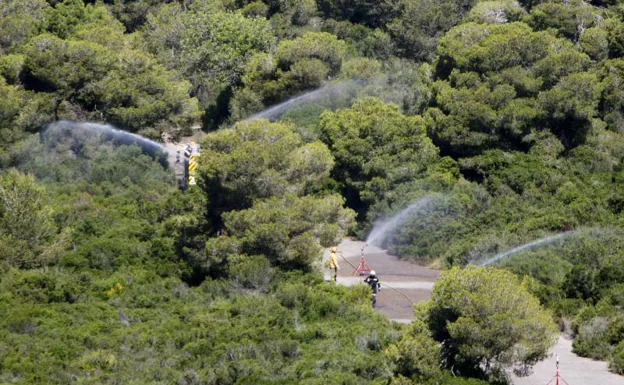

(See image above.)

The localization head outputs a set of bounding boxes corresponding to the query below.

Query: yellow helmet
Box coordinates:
[330,246,337,252]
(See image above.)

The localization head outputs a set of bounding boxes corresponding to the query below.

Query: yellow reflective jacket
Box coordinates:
[328,252,339,269]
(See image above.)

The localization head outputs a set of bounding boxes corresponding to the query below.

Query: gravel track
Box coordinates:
[323,239,623,385]
[512,336,624,385]
[323,239,439,320]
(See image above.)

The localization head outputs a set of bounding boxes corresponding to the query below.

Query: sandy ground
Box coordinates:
[512,336,624,385]
[323,238,439,320]
[323,239,624,385]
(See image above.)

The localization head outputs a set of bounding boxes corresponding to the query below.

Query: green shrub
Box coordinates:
[573,317,612,359]
[227,255,273,290]
[610,340,624,375]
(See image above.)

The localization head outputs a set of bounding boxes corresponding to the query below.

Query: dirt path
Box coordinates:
[323,238,439,321]
[323,239,623,384]
[512,336,624,385]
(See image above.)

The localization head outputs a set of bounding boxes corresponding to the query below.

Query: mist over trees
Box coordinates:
[1,0,624,383]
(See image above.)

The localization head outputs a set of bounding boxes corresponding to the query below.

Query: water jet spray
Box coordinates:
[244,80,362,122]
[475,231,576,266]
[366,196,435,247]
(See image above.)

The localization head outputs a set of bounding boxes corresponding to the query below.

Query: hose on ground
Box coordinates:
[338,252,358,270]
[336,252,415,305]
[380,282,415,305]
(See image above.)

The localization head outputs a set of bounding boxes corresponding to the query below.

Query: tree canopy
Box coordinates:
[3,0,624,381]
[426,267,557,379]
[320,97,438,221]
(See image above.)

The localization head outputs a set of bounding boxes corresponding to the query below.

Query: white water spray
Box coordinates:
[244,80,359,122]
[477,231,576,266]
[43,120,172,159]
[366,197,434,247]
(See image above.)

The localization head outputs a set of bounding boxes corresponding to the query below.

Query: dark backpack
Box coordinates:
[364,276,380,294]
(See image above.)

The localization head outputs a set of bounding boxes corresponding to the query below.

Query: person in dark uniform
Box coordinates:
[364,270,381,307]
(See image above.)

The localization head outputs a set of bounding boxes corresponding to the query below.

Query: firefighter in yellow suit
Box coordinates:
[328,246,340,282]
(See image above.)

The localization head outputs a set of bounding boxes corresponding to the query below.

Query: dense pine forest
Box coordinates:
[1,0,623,384]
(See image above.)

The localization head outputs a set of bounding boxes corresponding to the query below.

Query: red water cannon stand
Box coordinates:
[353,244,372,276]
[545,355,570,385]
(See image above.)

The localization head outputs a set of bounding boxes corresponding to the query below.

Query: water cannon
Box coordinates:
[354,243,371,276]
[545,354,569,385]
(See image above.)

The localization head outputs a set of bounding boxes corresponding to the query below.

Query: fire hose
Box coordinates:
[337,252,415,306]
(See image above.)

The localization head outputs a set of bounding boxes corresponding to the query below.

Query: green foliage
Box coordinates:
[464,0,526,24]
[223,194,355,269]
[573,316,614,359]
[0,268,397,384]
[104,0,178,32]
[385,319,441,382]
[14,130,174,190]
[430,21,600,155]
[45,0,117,40]
[227,255,273,290]
[438,22,583,74]
[2,0,624,382]
[386,134,622,259]
[538,72,602,147]
[6,132,184,277]
[388,0,477,61]
[611,340,624,374]
[526,0,605,41]
[140,2,190,70]
[321,19,396,59]
[22,31,200,135]
[141,3,274,117]
[316,0,396,27]
[181,10,275,90]
[231,32,347,120]
[600,58,624,133]
[23,33,110,93]
[0,128,386,383]
[580,27,609,61]
[0,170,57,269]
[570,280,624,361]
[0,54,24,84]
[426,267,558,379]
[200,119,334,220]
[425,374,490,385]
[319,97,438,220]
[606,18,624,58]
[276,32,347,74]
[87,48,200,133]
[196,119,354,273]
[0,78,33,153]
[492,230,624,362]
[0,0,48,54]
